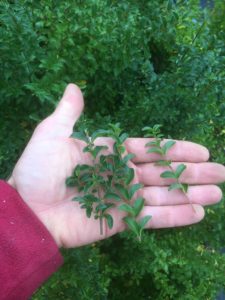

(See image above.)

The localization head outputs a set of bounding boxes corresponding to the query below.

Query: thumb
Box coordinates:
[34,84,84,139]
[53,83,84,136]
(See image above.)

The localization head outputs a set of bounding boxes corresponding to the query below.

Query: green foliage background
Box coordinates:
[0,0,225,299]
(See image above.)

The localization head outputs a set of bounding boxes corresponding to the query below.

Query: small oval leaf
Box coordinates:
[160,171,177,179]
[104,214,114,229]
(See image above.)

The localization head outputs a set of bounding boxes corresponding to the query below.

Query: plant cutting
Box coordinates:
[66,123,151,241]
[142,125,194,209]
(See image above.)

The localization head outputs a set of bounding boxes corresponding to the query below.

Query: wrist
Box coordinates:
[6,178,62,248]
[37,212,63,248]
[7,176,16,189]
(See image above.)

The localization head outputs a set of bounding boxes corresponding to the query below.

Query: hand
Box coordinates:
[8,84,225,248]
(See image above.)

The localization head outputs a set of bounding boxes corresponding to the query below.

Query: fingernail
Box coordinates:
[193,204,205,219]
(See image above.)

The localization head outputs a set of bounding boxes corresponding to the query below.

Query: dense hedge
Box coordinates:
[0,1,225,299]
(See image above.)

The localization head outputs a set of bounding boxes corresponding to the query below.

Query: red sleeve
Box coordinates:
[0,180,63,300]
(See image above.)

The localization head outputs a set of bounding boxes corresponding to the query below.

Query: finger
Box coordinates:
[125,138,209,163]
[141,204,204,229]
[105,203,204,237]
[142,185,222,206]
[137,162,225,185]
[33,84,84,139]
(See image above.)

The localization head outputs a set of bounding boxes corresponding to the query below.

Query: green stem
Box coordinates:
[159,138,196,213]
[99,214,103,235]
[89,140,105,235]
[168,164,195,212]
[97,174,104,235]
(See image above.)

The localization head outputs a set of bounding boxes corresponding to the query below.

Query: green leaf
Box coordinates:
[122,153,135,164]
[73,164,83,176]
[142,125,163,138]
[107,162,114,172]
[96,203,115,213]
[72,196,85,203]
[104,192,121,202]
[118,203,135,216]
[113,142,119,154]
[91,129,109,140]
[133,197,145,217]
[142,126,152,132]
[138,215,152,239]
[95,174,105,184]
[168,182,184,191]
[71,131,89,143]
[155,160,172,166]
[77,164,93,172]
[77,186,85,193]
[160,170,177,179]
[147,147,163,155]
[82,181,95,193]
[112,155,120,168]
[92,145,108,159]
[181,183,189,193]
[86,207,92,218]
[123,216,140,237]
[129,183,143,199]
[65,177,77,187]
[96,203,108,213]
[162,140,176,155]
[139,215,151,229]
[113,142,126,155]
[104,214,113,229]
[106,175,113,186]
[145,140,161,147]
[80,173,92,183]
[168,183,189,193]
[99,158,114,172]
[99,154,106,165]
[119,132,129,143]
[115,184,130,200]
[84,194,101,203]
[106,203,115,209]
[153,124,163,131]
[108,123,122,135]
[175,164,187,178]
[83,145,91,153]
[120,145,126,154]
[125,167,135,185]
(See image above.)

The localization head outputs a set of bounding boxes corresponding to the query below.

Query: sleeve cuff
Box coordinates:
[0,180,63,300]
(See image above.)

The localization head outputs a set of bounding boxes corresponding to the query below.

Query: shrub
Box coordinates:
[1,0,224,299]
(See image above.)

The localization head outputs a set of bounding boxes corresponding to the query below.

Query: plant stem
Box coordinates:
[168,164,196,213]
[100,214,103,235]
[97,176,105,235]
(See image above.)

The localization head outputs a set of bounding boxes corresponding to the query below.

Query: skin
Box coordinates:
[8,84,225,248]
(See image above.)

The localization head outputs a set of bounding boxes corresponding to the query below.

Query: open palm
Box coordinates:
[8,84,225,248]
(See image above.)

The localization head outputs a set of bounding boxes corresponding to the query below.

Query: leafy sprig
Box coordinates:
[66,123,151,241]
[142,125,194,208]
